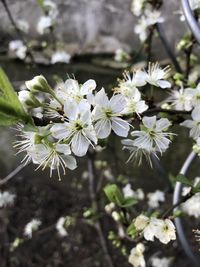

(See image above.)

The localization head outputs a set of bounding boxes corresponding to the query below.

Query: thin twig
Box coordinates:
[0,163,28,186]
[87,151,115,267]
[1,0,35,64]
[156,23,183,73]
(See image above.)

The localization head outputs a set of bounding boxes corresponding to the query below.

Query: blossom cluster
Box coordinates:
[134,214,176,244]
[131,0,164,42]
[15,63,173,179]
[8,0,71,64]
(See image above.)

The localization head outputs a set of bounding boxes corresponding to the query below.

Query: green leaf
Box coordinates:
[121,197,138,208]
[192,181,200,193]
[104,184,125,206]
[36,0,44,8]
[0,68,31,126]
[176,174,193,186]
[126,223,138,238]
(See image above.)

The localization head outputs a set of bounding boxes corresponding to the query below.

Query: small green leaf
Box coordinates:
[176,174,193,186]
[121,197,138,208]
[104,184,124,206]
[192,181,200,193]
[126,223,138,238]
[36,0,44,8]
[0,68,32,126]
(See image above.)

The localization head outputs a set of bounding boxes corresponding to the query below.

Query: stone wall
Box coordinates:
[0,0,188,55]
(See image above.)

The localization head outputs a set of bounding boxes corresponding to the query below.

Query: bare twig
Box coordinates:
[0,163,28,186]
[88,151,115,267]
[1,0,35,63]
[156,23,183,73]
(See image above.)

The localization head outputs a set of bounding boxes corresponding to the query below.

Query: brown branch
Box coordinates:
[87,151,115,267]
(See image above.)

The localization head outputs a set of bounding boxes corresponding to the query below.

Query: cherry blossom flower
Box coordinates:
[37,16,53,35]
[131,0,146,16]
[24,219,41,238]
[51,101,97,156]
[169,88,193,111]
[51,51,71,64]
[147,190,165,208]
[92,88,130,138]
[151,257,172,267]
[0,191,15,208]
[145,63,171,89]
[56,217,68,237]
[134,9,164,42]
[182,193,200,218]
[123,184,144,200]
[181,106,200,140]
[9,40,27,60]
[130,116,172,154]
[128,243,146,267]
[185,83,200,108]
[27,143,77,178]
[134,215,176,244]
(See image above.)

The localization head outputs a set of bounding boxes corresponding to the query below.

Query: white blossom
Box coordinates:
[49,79,96,108]
[169,88,193,111]
[134,215,176,244]
[128,243,146,267]
[43,0,58,19]
[9,40,27,59]
[134,16,150,42]
[51,51,71,64]
[56,217,68,237]
[114,48,130,62]
[16,20,29,33]
[151,257,172,267]
[0,191,15,208]
[51,101,97,156]
[123,184,144,200]
[182,193,200,218]
[24,219,41,238]
[185,83,200,108]
[147,190,165,208]
[134,9,164,42]
[130,116,172,154]
[92,88,130,138]
[134,214,150,231]
[145,63,171,89]
[37,16,53,35]
[131,0,146,16]
[181,106,200,140]
[154,219,176,244]
[27,143,77,178]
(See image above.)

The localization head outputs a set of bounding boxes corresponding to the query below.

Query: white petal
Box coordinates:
[71,132,90,156]
[64,101,78,120]
[111,117,130,137]
[110,94,126,113]
[156,118,171,131]
[95,119,111,138]
[142,116,156,129]
[65,79,79,94]
[192,106,200,121]
[56,144,71,155]
[64,155,77,170]
[51,123,71,140]
[81,79,96,95]
[94,88,109,107]
[157,80,171,88]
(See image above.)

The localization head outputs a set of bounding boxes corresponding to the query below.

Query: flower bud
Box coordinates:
[111,211,121,221]
[25,75,52,94]
[18,90,41,108]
